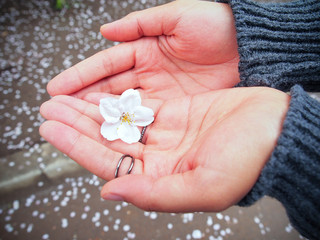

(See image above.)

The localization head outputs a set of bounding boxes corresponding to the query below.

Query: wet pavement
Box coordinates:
[0,0,316,239]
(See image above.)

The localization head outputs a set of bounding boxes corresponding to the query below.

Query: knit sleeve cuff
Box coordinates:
[238,85,320,239]
[229,0,320,91]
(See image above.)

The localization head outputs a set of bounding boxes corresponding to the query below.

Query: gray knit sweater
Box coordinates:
[228,0,320,239]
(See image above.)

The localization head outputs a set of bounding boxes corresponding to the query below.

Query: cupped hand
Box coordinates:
[47,0,239,99]
[39,87,289,212]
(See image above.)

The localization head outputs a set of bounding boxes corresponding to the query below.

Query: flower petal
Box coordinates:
[133,106,154,126]
[101,121,120,141]
[99,97,121,123]
[117,123,141,144]
[119,89,141,113]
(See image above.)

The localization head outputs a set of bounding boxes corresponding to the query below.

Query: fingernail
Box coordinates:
[103,193,124,202]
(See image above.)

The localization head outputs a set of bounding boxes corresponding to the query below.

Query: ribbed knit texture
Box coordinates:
[230,0,320,92]
[238,85,320,239]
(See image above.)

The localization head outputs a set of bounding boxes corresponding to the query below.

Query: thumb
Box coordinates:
[100,168,234,213]
[100,1,180,42]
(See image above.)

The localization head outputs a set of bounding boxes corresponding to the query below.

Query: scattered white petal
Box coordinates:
[192,229,202,239]
[103,225,109,232]
[150,212,158,220]
[61,218,68,228]
[13,200,19,210]
[42,234,49,239]
[123,224,130,232]
[207,216,213,226]
[213,224,220,231]
[216,213,223,220]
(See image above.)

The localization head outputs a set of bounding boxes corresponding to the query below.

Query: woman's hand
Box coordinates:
[47,0,239,99]
[39,87,289,212]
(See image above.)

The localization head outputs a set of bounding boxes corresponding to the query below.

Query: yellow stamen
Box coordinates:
[120,112,135,125]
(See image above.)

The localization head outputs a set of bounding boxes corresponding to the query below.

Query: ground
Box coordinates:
[0,0,313,239]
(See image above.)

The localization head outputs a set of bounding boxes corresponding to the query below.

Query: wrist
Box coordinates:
[238,85,320,239]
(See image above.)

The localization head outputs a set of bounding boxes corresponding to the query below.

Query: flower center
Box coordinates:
[120,112,135,125]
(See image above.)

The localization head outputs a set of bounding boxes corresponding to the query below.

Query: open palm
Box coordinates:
[47,0,239,99]
[40,87,289,213]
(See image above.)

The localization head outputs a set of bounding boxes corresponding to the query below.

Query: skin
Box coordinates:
[46,0,240,99]
[40,87,290,212]
[40,0,291,213]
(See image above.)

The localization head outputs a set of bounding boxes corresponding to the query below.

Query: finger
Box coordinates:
[101,168,233,212]
[100,1,179,42]
[40,97,144,158]
[48,95,103,124]
[40,99,102,135]
[39,121,143,180]
[47,42,136,96]
[71,69,139,99]
[83,91,150,106]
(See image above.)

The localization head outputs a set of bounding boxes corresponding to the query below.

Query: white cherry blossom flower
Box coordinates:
[99,89,154,144]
